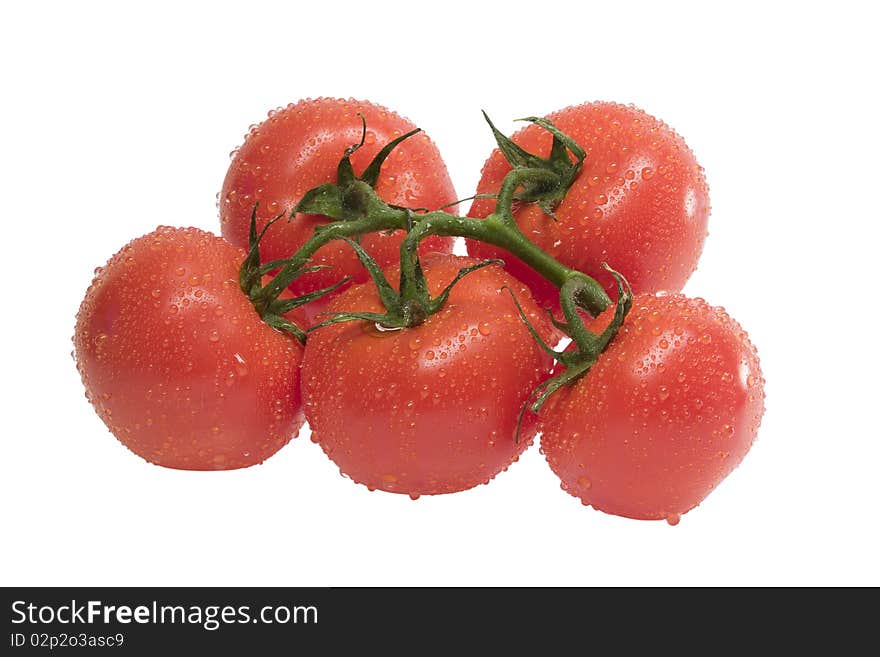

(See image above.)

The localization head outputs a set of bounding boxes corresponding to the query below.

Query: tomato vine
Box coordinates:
[241,114,636,417]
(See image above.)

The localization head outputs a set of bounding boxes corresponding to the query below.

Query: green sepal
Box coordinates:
[595,263,633,349]
[272,277,351,314]
[397,209,431,318]
[257,258,327,276]
[340,238,401,314]
[295,183,348,219]
[438,193,497,212]
[543,307,571,334]
[336,115,367,186]
[360,127,421,188]
[502,286,573,366]
[482,111,586,215]
[240,205,285,297]
[513,265,634,441]
[482,111,549,171]
[514,359,593,444]
[296,118,421,222]
[264,263,329,280]
[239,204,262,296]
[427,259,505,314]
[262,313,306,343]
[238,203,355,344]
[530,362,592,414]
[262,262,330,302]
[307,311,402,334]
[518,116,586,164]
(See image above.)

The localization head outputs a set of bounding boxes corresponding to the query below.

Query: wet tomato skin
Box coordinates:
[73,226,305,470]
[220,98,457,305]
[301,254,555,496]
[540,294,765,522]
[468,101,709,307]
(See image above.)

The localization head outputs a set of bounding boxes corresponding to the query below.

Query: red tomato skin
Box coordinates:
[220,98,457,300]
[540,294,765,522]
[468,102,710,307]
[301,254,555,496]
[74,227,305,470]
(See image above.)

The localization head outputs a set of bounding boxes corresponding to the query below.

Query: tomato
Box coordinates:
[467,102,710,308]
[301,254,555,496]
[540,294,764,523]
[220,97,458,319]
[73,227,305,470]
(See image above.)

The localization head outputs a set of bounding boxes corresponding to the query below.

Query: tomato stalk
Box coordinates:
[243,113,631,405]
[251,115,617,326]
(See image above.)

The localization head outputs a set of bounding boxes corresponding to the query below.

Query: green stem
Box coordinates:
[397,210,610,318]
[257,207,401,306]
[495,168,558,223]
[245,114,632,414]
[260,201,611,321]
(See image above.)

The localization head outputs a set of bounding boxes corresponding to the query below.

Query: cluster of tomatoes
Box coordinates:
[74,98,765,524]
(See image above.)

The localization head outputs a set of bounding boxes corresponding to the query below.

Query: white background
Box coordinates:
[2,1,878,586]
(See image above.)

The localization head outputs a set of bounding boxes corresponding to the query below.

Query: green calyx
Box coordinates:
[237,116,425,342]
[482,111,585,220]
[238,206,349,344]
[509,264,633,442]
[307,236,505,332]
[296,115,422,222]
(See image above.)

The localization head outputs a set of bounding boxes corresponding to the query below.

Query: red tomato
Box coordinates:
[540,294,764,523]
[220,97,458,317]
[301,254,555,497]
[73,227,305,470]
[468,102,710,308]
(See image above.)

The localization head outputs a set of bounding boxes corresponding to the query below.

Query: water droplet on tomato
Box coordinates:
[642,167,655,180]
[666,513,681,526]
[209,330,220,342]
